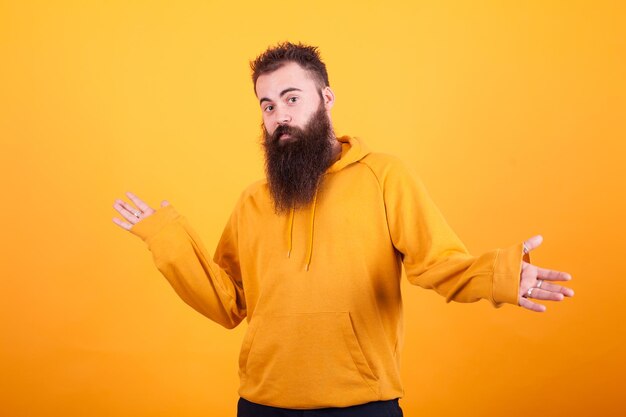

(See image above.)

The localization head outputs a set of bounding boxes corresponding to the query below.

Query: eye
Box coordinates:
[288,96,298,103]
[264,105,274,112]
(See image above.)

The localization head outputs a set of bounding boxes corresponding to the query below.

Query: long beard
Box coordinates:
[262,105,335,214]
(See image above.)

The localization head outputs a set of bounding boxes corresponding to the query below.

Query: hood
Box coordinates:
[326,135,371,174]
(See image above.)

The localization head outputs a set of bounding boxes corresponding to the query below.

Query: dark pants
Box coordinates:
[237,397,403,417]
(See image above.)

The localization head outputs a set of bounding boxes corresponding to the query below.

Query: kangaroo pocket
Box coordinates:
[238,312,381,409]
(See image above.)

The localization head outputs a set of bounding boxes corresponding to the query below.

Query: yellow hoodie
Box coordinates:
[131,136,524,409]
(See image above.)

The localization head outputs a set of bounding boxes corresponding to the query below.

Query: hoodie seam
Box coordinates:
[357,160,385,199]
[357,159,395,248]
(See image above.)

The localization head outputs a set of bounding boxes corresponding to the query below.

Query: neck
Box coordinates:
[329,135,342,163]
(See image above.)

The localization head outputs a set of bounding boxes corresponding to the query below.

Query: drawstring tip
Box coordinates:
[287,250,291,258]
[305,264,310,272]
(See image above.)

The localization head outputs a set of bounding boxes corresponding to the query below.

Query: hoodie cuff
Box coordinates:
[130,205,180,243]
[492,242,529,306]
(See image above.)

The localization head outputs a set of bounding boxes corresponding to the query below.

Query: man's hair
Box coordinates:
[250,42,330,90]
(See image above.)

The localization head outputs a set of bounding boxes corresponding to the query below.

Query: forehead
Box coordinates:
[255,62,319,98]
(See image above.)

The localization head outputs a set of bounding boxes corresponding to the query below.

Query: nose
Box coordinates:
[276,107,291,125]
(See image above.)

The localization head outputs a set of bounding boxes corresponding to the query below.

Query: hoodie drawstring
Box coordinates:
[284,191,318,271]
[305,192,318,271]
[286,207,294,258]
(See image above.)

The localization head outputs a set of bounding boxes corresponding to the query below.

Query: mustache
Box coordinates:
[270,124,302,143]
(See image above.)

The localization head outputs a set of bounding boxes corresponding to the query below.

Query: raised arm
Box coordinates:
[113,192,246,328]
[377,158,573,310]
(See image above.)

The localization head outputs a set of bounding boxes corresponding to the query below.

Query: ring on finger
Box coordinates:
[132,210,141,219]
[526,287,534,298]
[536,280,543,289]
[523,243,530,254]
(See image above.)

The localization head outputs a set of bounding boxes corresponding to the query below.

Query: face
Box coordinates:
[255,62,335,138]
[256,62,337,213]
[261,101,335,213]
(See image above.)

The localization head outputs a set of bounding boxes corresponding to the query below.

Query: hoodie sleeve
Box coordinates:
[377,156,524,307]
[130,205,246,328]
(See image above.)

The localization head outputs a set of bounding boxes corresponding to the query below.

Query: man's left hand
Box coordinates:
[518,235,574,312]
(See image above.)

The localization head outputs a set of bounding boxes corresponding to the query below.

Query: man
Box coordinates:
[112,43,573,416]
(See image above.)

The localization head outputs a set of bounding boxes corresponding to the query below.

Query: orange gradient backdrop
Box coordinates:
[1,1,625,416]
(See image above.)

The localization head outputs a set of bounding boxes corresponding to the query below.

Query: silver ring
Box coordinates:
[536,280,543,289]
[523,243,530,254]
[526,287,534,298]
[132,210,141,219]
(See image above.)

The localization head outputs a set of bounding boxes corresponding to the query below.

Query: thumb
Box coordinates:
[523,234,543,253]
[161,200,170,207]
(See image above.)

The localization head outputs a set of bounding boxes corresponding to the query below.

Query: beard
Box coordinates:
[262,104,335,214]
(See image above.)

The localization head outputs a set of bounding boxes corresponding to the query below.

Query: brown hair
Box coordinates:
[250,42,330,90]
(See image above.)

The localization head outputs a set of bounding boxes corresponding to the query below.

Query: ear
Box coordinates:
[321,86,335,110]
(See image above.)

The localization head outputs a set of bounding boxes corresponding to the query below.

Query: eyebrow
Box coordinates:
[259,87,302,105]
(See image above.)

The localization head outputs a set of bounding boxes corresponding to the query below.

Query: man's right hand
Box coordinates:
[112,191,169,231]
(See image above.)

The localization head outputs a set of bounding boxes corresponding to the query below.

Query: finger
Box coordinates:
[126,191,154,214]
[519,297,546,313]
[523,235,543,253]
[161,200,170,207]
[539,281,575,297]
[114,198,139,215]
[113,200,141,224]
[536,266,572,282]
[112,217,132,231]
[526,288,565,301]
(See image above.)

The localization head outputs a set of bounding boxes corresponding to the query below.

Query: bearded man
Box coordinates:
[113,43,573,417]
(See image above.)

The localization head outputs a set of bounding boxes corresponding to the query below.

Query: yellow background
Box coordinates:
[1,1,625,416]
